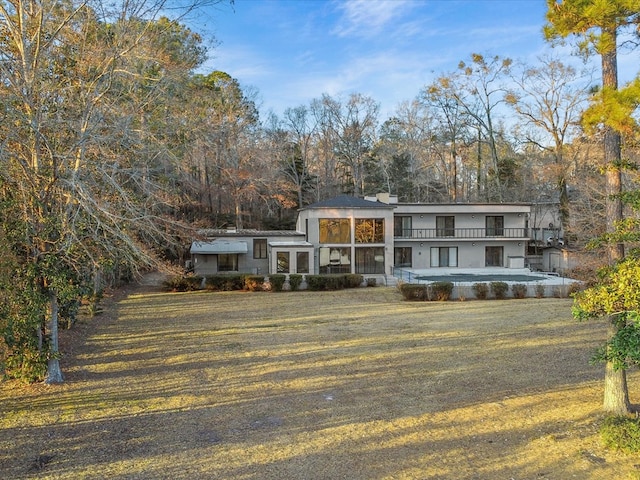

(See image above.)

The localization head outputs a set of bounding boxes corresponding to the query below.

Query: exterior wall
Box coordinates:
[392,204,530,270]
[192,231,306,276]
[297,204,395,276]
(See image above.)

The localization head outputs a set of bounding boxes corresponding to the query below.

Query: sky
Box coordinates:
[187,0,636,120]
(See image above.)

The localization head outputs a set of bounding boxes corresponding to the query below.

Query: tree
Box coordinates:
[0,0,223,383]
[506,56,591,236]
[545,0,640,415]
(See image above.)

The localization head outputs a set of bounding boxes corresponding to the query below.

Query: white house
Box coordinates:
[190,194,531,279]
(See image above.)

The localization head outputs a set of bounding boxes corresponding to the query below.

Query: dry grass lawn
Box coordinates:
[1,281,640,479]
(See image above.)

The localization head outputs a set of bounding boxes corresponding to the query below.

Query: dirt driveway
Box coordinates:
[1,284,639,479]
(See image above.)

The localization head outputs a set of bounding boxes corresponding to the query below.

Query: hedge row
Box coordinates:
[164,273,374,293]
[400,281,582,301]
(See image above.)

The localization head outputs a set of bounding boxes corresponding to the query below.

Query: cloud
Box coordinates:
[331,0,415,38]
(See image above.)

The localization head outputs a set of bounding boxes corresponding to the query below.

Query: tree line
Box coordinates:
[1,0,640,417]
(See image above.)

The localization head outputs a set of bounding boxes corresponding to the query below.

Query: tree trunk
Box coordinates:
[601,28,629,414]
[45,289,64,384]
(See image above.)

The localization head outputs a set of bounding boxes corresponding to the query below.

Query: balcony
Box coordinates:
[394,228,529,240]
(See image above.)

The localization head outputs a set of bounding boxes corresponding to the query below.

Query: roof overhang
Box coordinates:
[190,240,248,254]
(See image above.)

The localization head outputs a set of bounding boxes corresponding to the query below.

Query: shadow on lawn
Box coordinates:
[0,289,631,479]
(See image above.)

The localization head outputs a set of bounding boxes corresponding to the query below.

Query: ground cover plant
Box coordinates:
[1,278,640,479]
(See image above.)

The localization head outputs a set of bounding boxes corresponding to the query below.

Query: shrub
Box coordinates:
[366,277,377,287]
[535,283,545,298]
[163,275,202,292]
[601,416,640,453]
[399,283,429,301]
[473,282,489,300]
[205,274,246,291]
[289,274,303,291]
[244,275,265,292]
[269,274,286,292]
[344,274,364,288]
[431,281,453,301]
[490,281,509,299]
[511,283,527,299]
[306,274,346,291]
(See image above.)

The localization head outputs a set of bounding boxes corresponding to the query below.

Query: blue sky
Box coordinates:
[189,0,634,120]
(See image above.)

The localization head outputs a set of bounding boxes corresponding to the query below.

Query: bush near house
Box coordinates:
[431,281,454,301]
[164,275,203,292]
[244,275,265,292]
[490,282,509,299]
[511,283,527,299]
[205,274,246,291]
[306,274,363,291]
[399,283,429,301]
[473,283,489,300]
[344,274,364,288]
[289,274,303,291]
[398,282,453,301]
[269,274,286,292]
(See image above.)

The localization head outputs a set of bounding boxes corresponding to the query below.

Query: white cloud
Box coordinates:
[331,0,414,38]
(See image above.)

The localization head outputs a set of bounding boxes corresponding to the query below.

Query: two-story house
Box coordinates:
[190,194,531,279]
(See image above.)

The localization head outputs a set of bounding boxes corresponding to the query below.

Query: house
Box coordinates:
[190,194,531,279]
[390,200,530,270]
[190,229,314,276]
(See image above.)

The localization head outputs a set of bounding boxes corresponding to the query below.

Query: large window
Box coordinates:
[486,216,504,236]
[319,219,351,244]
[485,246,503,267]
[394,216,412,238]
[253,238,267,259]
[430,247,458,267]
[296,251,309,273]
[277,252,290,273]
[319,247,350,274]
[218,254,238,272]
[355,247,385,274]
[394,247,412,268]
[355,218,384,243]
[436,216,455,237]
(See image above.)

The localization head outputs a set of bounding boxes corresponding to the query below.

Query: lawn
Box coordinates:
[1,282,639,479]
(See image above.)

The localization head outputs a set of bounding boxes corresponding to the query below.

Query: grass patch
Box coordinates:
[1,286,639,479]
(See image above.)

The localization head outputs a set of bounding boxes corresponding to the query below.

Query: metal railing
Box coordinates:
[394,227,529,240]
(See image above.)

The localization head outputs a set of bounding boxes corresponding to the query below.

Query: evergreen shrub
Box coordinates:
[431,281,454,301]
[205,274,246,291]
[490,281,509,299]
[289,274,303,291]
[399,283,429,301]
[473,282,489,300]
[269,274,286,292]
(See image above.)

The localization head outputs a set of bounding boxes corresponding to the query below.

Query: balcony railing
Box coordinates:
[394,228,529,240]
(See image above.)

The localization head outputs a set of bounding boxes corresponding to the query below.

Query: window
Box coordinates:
[277,252,290,273]
[436,216,455,237]
[319,219,350,243]
[319,247,350,274]
[394,247,412,268]
[218,254,238,272]
[430,247,458,267]
[253,238,267,259]
[296,251,309,273]
[355,247,385,274]
[394,216,412,238]
[485,246,503,267]
[486,216,504,236]
[355,218,384,243]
